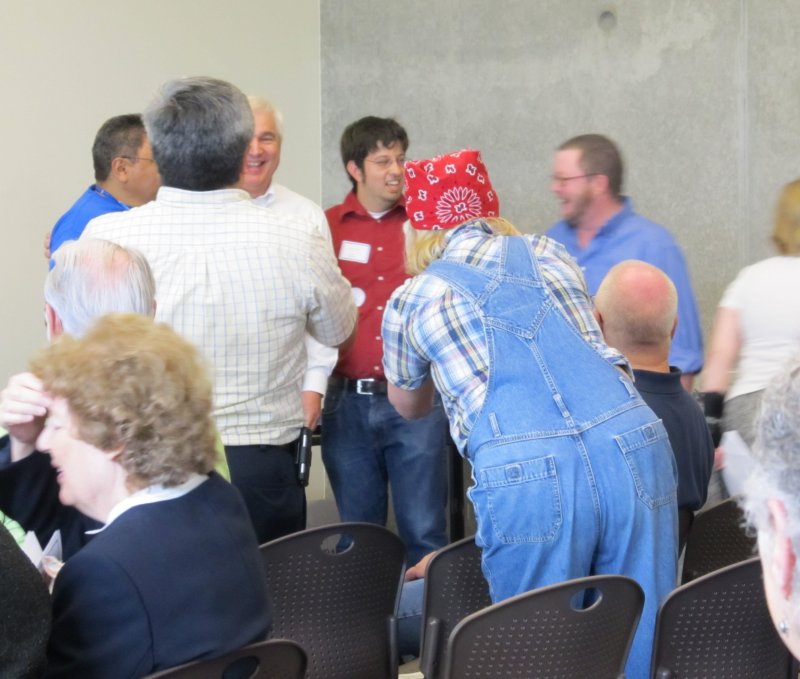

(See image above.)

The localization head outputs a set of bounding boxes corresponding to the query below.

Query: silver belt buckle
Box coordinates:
[356,379,374,395]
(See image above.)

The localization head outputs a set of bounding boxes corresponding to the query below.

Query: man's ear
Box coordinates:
[767,498,797,601]
[44,303,63,340]
[592,173,611,198]
[670,315,678,339]
[110,156,130,184]
[346,160,363,185]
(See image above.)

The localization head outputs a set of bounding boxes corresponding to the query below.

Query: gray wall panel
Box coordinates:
[322,1,795,353]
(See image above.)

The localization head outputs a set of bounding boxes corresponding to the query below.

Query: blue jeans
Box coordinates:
[322,384,448,564]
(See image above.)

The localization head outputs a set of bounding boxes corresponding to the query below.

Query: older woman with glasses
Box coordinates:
[30,313,270,678]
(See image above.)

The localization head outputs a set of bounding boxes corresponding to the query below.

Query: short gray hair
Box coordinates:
[247,95,284,139]
[144,77,253,191]
[44,239,156,336]
[742,358,800,597]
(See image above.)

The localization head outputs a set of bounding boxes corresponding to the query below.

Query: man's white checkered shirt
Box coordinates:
[84,187,356,445]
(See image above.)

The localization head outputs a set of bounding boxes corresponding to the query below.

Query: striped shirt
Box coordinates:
[84,187,356,445]
[382,221,629,450]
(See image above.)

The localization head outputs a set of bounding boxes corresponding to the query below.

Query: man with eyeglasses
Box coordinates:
[323,116,448,564]
[546,133,703,388]
[47,114,161,260]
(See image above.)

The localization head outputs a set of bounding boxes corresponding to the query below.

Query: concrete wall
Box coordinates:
[0,0,322,387]
[321,0,800,351]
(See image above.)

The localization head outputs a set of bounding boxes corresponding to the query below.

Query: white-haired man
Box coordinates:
[236,95,336,431]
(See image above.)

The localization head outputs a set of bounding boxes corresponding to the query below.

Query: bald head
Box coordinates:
[594,260,677,367]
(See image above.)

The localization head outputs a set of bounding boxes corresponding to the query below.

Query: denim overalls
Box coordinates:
[426,235,678,679]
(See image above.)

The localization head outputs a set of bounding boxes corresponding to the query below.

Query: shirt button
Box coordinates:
[375,336,381,341]
[374,365,380,371]
[377,305,384,311]
[377,246,384,251]
[377,275,384,281]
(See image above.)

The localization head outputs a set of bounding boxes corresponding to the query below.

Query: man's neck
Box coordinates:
[628,351,670,374]
[575,197,624,247]
[355,189,397,215]
[96,179,133,207]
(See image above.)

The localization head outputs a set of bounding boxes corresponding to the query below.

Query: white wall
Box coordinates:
[0,0,322,387]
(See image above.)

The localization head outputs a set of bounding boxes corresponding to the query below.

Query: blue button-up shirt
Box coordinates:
[546,198,703,374]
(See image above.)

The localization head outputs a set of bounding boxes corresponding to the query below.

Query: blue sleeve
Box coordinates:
[46,551,152,679]
[648,237,704,374]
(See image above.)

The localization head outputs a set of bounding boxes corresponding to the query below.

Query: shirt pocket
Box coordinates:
[614,419,677,510]
[479,455,562,544]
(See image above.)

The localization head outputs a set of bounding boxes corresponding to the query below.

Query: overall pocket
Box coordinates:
[478,454,562,543]
[615,419,677,509]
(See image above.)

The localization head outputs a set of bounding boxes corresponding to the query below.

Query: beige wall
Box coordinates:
[0,0,321,387]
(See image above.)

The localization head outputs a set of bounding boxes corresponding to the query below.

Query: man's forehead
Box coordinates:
[368,141,404,156]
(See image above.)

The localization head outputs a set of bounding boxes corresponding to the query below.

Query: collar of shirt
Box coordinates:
[154,186,253,206]
[256,184,277,208]
[86,473,208,535]
[594,196,634,240]
[340,190,406,220]
[91,184,132,211]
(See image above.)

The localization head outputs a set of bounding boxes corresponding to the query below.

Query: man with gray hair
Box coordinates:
[84,77,358,543]
[236,95,336,431]
[594,259,713,545]
[0,238,157,556]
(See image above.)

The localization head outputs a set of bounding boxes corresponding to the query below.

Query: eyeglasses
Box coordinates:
[364,156,406,170]
[551,173,598,186]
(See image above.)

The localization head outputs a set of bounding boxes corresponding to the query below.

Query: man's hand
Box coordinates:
[301,391,323,430]
[404,551,437,582]
[0,373,50,461]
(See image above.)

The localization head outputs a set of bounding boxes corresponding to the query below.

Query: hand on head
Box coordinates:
[0,372,51,460]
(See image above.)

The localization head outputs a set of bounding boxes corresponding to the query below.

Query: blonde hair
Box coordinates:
[773,179,800,255]
[30,313,217,487]
[404,217,521,275]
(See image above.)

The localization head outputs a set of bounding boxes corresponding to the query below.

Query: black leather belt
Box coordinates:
[329,375,388,396]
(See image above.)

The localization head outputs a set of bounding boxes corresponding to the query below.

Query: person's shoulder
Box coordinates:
[619,207,674,240]
[545,219,570,239]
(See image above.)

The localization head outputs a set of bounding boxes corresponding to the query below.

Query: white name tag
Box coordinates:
[339,240,371,263]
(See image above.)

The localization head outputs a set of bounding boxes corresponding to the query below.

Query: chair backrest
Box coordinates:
[681,496,756,583]
[442,574,644,679]
[143,639,306,679]
[652,557,792,679]
[259,522,405,679]
[419,536,491,679]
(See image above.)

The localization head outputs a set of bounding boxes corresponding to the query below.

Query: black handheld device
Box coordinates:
[296,426,313,487]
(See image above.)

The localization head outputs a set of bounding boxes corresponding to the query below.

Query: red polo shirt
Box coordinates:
[325,191,408,380]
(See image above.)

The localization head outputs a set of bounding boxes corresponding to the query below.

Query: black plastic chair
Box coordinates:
[259,522,405,679]
[681,496,756,583]
[442,575,643,679]
[143,639,306,679]
[652,557,792,678]
[418,536,491,679]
